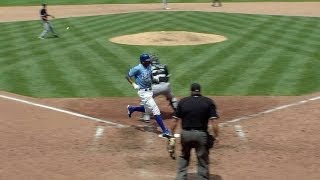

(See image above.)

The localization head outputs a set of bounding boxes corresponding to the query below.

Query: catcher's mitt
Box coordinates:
[167,137,176,159]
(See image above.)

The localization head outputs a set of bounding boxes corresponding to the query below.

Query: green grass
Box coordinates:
[0,10,320,97]
[1,0,320,6]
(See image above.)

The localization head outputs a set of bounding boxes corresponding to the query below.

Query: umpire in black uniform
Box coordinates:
[172,83,219,180]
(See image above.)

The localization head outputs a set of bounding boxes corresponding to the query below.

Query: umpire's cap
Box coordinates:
[191,83,201,92]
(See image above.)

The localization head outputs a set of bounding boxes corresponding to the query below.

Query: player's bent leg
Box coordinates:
[127,105,145,118]
[141,113,151,123]
[139,100,151,122]
[146,97,171,137]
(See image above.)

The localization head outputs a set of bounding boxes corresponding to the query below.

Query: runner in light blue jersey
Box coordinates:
[125,53,172,138]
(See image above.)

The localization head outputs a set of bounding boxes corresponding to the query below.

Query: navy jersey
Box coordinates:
[40,8,48,21]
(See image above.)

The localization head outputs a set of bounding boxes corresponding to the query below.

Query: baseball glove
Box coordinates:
[167,137,176,159]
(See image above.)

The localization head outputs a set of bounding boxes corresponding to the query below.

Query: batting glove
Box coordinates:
[132,83,140,90]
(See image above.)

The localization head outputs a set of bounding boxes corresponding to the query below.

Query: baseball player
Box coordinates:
[126,53,172,138]
[140,54,178,123]
[39,3,59,39]
[163,0,170,10]
[212,0,222,7]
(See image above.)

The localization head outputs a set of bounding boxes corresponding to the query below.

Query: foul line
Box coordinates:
[0,94,127,128]
[220,95,320,127]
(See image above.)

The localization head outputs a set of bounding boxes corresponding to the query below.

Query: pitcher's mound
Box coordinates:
[109,31,227,46]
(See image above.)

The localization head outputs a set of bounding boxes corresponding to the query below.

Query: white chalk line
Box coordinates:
[94,126,105,140]
[219,95,320,140]
[0,94,127,128]
[234,125,247,141]
[219,95,320,127]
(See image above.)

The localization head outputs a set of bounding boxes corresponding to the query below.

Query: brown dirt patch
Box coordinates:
[1,91,320,180]
[109,31,227,46]
[1,2,320,23]
[1,3,320,180]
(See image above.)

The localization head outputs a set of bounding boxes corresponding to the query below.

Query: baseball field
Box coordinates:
[0,1,320,180]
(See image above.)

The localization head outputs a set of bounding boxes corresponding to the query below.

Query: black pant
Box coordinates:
[176,130,209,180]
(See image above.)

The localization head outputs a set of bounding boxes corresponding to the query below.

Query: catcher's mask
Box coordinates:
[140,53,151,67]
[150,54,160,65]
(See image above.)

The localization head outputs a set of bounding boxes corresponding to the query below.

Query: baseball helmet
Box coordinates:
[140,53,151,63]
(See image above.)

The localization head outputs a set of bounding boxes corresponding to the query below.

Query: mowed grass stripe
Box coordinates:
[217,16,308,94]
[169,14,280,91]
[173,15,277,83]
[1,12,320,97]
[68,18,135,94]
[249,55,298,95]
[245,16,318,94]
[0,23,36,72]
[1,23,54,95]
[31,43,79,97]
[59,17,142,96]
[50,22,118,97]
[293,58,320,94]
[270,55,313,95]
[181,16,293,94]
[255,18,317,57]
[221,51,281,95]
[0,22,45,56]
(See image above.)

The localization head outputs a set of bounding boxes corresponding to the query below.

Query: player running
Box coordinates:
[126,53,172,138]
[140,54,178,122]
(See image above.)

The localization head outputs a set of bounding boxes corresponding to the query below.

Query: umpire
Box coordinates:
[172,83,219,180]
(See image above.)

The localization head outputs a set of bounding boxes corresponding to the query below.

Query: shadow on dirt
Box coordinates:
[132,124,161,134]
[161,111,175,120]
[186,173,222,180]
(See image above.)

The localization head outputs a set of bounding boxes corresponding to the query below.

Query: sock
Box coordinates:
[132,105,145,112]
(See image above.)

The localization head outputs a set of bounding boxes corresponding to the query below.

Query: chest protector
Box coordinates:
[151,64,169,84]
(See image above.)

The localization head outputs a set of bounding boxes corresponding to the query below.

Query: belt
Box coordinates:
[139,88,152,91]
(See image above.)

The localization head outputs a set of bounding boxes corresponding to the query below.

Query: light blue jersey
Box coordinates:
[128,64,152,89]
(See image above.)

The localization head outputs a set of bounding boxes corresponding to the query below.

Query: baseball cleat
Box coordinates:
[127,105,134,118]
[159,129,172,139]
[144,119,151,123]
